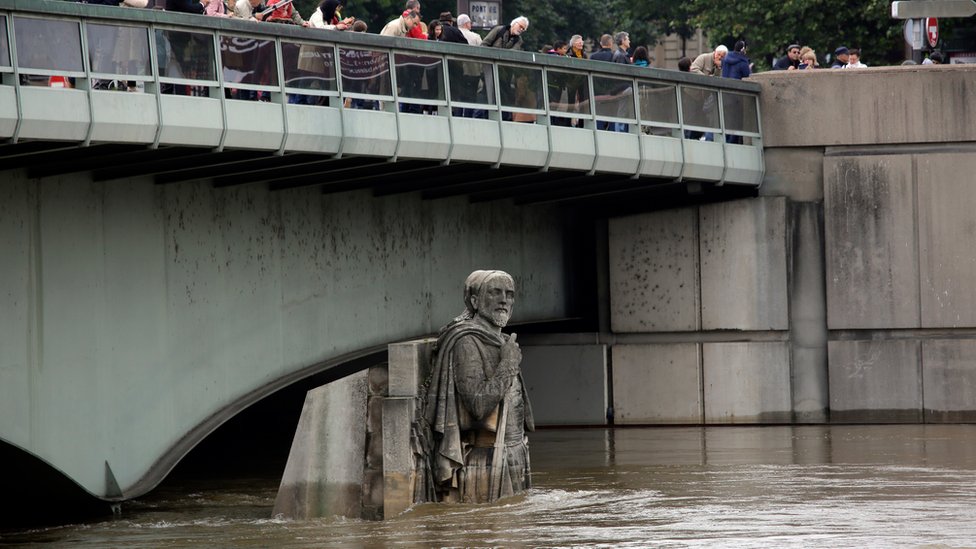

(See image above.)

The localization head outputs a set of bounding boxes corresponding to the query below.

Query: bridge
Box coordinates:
[7,0,976,525]
[0,0,764,511]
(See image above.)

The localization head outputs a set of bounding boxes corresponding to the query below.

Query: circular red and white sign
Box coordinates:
[926,17,939,48]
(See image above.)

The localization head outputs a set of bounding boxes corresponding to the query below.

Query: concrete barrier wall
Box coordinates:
[608,197,800,424]
[752,65,976,147]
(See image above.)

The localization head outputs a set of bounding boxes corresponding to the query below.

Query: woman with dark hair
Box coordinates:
[631,46,652,67]
[427,19,443,40]
[310,0,354,29]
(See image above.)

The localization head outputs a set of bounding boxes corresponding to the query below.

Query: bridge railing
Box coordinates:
[0,1,764,185]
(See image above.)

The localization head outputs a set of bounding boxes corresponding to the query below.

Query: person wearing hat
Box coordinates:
[773,44,801,70]
[437,10,467,43]
[830,46,850,68]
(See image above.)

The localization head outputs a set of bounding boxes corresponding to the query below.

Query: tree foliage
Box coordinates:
[686,0,905,69]
[293,0,908,68]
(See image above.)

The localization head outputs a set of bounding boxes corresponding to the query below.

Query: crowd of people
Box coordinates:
[75,0,948,72]
[69,0,949,112]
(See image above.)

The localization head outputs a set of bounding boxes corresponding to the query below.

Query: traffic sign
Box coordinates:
[891,0,976,18]
[926,17,939,47]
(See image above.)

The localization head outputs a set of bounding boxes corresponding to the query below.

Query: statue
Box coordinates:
[419,270,534,503]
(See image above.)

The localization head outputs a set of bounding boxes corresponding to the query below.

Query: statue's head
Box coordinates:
[463,270,515,328]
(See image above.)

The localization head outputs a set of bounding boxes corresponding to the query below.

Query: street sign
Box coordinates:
[927,17,939,47]
[891,0,976,18]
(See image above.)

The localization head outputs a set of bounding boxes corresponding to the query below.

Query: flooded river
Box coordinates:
[5,425,976,547]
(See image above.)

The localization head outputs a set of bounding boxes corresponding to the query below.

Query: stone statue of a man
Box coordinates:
[421,270,534,503]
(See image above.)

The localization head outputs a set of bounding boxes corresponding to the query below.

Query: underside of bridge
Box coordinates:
[0,140,758,213]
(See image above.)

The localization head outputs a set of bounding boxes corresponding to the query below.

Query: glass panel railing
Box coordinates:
[546,69,591,120]
[446,58,493,106]
[86,23,151,79]
[394,52,443,103]
[220,35,278,89]
[638,82,678,125]
[282,41,336,94]
[338,47,392,99]
[498,64,543,121]
[155,28,216,82]
[722,91,759,135]
[638,81,678,137]
[680,86,720,130]
[0,15,10,68]
[593,75,635,122]
[14,16,83,73]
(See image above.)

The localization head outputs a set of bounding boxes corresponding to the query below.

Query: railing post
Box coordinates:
[79,19,95,148]
[674,84,687,183]
[7,14,23,144]
[214,30,228,153]
[147,24,164,150]
[441,55,454,165]
[274,36,288,156]
[717,89,728,185]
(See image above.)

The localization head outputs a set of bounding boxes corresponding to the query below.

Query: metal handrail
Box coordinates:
[0,0,764,181]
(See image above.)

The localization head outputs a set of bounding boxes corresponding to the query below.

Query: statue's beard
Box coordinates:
[487,309,510,327]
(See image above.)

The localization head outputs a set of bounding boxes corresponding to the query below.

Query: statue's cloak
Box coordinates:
[422,319,534,488]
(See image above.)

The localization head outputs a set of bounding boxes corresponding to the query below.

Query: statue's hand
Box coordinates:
[500,333,522,374]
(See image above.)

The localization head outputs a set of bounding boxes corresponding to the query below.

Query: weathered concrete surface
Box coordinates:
[760,148,824,202]
[702,342,792,424]
[922,340,976,423]
[272,372,367,519]
[0,170,570,499]
[611,344,701,424]
[752,65,976,147]
[380,339,430,518]
[827,340,922,423]
[917,153,976,328]
[521,345,608,426]
[387,340,434,398]
[700,198,788,331]
[789,202,828,423]
[381,397,416,518]
[824,155,919,330]
[609,208,699,332]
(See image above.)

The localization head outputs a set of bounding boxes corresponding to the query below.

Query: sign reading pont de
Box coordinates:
[457,0,502,29]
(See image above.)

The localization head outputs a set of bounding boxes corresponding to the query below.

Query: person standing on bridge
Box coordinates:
[421,270,534,503]
[690,44,727,76]
[482,16,529,50]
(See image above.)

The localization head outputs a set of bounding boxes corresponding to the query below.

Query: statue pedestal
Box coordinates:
[272,339,433,520]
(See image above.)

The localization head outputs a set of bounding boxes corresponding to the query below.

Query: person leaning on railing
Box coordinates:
[482,16,528,50]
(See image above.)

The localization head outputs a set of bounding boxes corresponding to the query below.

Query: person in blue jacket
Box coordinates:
[722,40,751,144]
[722,40,751,80]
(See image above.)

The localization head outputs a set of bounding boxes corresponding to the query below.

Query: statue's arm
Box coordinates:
[453,337,513,421]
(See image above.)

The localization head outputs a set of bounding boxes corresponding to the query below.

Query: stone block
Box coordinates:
[703,342,792,423]
[789,202,829,422]
[368,365,389,397]
[917,153,976,328]
[382,397,417,518]
[827,340,921,423]
[272,371,368,519]
[824,155,919,329]
[922,340,976,422]
[752,66,976,147]
[521,344,607,426]
[611,344,702,424]
[387,339,435,397]
[760,147,825,202]
[700,197,789,330]
[609,208,700,332]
